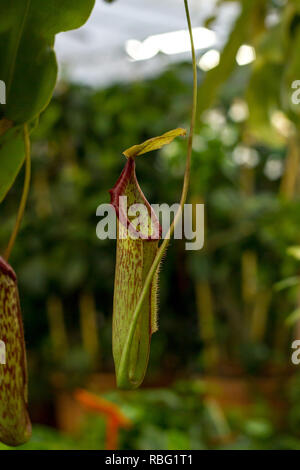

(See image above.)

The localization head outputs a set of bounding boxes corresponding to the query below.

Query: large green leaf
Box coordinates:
[0,0,95,125]
[0,0,95,203]
[245,1,300,145]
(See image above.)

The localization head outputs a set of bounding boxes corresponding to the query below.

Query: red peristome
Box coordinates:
[109,157,134,217]
[0,257,17,282]
[109,157,162,240]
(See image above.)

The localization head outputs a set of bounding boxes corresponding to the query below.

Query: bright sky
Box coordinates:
[55,0,239,87]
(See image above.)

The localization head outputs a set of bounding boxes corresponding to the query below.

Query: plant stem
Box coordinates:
[4,124,31,262]
[117,0,198,388]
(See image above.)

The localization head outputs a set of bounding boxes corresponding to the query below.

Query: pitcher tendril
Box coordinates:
[4,124,31,262]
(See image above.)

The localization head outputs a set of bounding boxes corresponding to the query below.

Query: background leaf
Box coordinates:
[285,308,300,326]
[197,0,266,117]
[0,0,95,203]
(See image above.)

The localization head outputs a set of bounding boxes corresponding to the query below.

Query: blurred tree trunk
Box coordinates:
[195,280,219,372]
[79,292,100,368]
[47,296,69,360]
[191,196,219,372]
[241,250,258,332]
[250,289,272,342]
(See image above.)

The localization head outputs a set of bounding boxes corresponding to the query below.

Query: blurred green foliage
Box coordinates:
[3,376,300,450]
[0,0,95,203]
[1,60,300,393]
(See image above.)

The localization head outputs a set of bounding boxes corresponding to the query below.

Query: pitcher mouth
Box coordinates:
[109,157,162,241]
[0,257,17,282]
